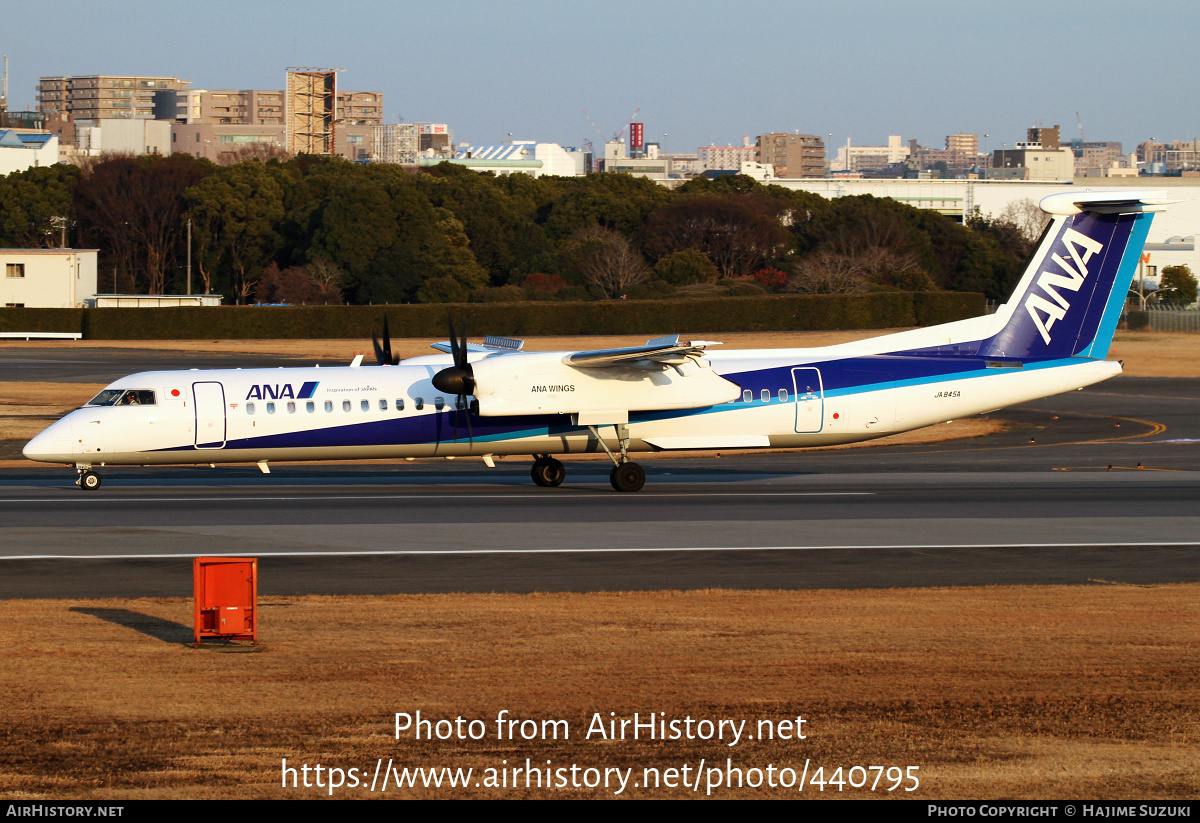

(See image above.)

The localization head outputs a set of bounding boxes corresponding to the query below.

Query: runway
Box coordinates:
[2,350,1198,598]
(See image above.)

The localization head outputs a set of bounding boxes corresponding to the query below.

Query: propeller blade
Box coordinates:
[372,333,385,366]
[447,315,461,367]
[372,314,397,366]
[382,314,394,365]
[455,394,473,447]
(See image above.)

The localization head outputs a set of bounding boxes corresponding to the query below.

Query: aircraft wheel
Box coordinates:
[79,471,102,491]
[609,462,645,493]
[531,456,566,488]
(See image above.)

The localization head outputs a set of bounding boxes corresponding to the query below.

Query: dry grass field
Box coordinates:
[2,329,1198,799]
[1,327,1196,375]
[1,585,1197,800]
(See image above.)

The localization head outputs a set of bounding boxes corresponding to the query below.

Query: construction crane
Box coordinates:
[611,107,641,143]
[581,106,642,143]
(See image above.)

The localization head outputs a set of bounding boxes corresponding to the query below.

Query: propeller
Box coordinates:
[432,317,475,444]
[372,314,399,366]
[432,317,475,395]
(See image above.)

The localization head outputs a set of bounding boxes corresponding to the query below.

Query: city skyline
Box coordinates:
[2,0,1196,156]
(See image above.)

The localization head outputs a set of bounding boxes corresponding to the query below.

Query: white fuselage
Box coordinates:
[23,341,1121,468]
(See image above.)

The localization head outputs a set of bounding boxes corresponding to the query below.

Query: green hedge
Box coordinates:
[1125,310,1149,331]
[0,308,85,333]
[0,292,987,340]
[913,292,989,326]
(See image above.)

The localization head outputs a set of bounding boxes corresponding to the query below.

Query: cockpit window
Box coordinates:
[122,390,155,406]
[88,389,156,406]
[87,389,124,406]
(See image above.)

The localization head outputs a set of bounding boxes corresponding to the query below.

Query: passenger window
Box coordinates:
[266,402,275,414]
[779,388,789,402]
[415,397,424,410]
[287,401,296,414]
[761,389,770,403]
[435,396,445,410]
[743,390,752,403]
[324,400,333,413]
[396,398,405,411]
[361,399,370,412]
[246,402,255,414]
[306,401,315,413]
[379,399,388,411]
[342,400,351,412]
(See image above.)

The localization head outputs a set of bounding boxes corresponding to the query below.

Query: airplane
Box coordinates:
[23,189,1173,492]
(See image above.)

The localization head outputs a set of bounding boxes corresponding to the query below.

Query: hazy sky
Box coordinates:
[3,0,1196,154]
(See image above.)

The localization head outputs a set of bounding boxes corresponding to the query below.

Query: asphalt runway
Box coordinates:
[2,346,1198,598]
[0,346,336,384]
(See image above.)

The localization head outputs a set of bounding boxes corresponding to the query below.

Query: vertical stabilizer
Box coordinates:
[978,191,1173,361]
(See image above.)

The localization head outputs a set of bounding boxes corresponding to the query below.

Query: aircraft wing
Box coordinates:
[464,335,741,417]
[564,335,723,368]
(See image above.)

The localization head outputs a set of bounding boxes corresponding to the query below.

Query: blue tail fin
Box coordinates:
[978,191,1171,361]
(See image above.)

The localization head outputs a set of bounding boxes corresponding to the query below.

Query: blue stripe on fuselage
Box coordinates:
[149,350,1092,454]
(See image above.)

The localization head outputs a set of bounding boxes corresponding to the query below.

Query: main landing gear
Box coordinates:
[608,461,645,493]
[75,466,101,491]
[590,423,646,493]
[529,452,646,492]
[529,421,648,493]
[531,455,566,487]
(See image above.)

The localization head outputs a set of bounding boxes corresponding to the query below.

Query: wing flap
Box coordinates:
[644,436,771,450]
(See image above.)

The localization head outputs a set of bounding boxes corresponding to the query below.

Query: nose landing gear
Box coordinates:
[76,466,102,491]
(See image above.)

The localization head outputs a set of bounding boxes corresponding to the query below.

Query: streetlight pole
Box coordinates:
[186,217,192,297]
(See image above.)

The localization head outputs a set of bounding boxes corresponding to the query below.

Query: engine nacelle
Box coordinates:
[469,351,741,417]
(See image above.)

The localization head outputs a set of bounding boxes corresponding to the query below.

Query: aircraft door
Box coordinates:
[193,382,227,449]
[791,368,824,433]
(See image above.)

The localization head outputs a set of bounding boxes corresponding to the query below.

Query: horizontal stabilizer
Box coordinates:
[1038,190,1183,216]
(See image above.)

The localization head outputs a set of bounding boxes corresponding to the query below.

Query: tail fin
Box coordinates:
[978,190,1176,361]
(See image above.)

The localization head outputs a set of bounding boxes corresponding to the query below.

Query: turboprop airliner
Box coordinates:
[24,190,1173,492]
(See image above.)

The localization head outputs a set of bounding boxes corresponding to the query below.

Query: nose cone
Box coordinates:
[23,416,76,464]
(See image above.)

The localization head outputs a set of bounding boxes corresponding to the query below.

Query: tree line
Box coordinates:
[0,154,1039,304]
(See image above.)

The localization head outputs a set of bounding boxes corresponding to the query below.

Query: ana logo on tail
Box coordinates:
[1023,228,1105,344]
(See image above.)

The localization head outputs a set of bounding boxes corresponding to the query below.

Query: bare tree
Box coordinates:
[254,262,344,304]
[643,194,790,279]
[787,250,872,294]
[997,198,1051,245]
[217,143,292,166]
[573,226,649,298]
[305,258,345,294]
[75,154,207,294]
[789,208,923,293]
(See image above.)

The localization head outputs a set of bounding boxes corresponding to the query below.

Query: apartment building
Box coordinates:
[832,135,909,175]
[698,141,757,171]
[945,133,978,155]
[38,75,190,121]
[755,133,825,178]
[338,91,383,126]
